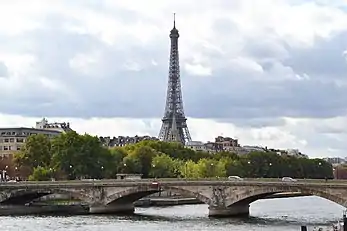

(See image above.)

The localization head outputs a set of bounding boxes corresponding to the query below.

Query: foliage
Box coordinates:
[14,134,52,168]
[28,166,53,181]
[14,133,334,181]
[150,154,176,178]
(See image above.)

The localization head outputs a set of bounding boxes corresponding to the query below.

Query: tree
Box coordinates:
[51,131,110,179]
[196,159,226,178]
[221,157,244,177]
[126,145,157,177]
[150,154,176,178]
[28,166,53,181]
[14,134,52,169]
[137,140,211,161]
[14,133,333,180]
[179,160,200,178]
[103,147,127,178]
[121,155,142,174]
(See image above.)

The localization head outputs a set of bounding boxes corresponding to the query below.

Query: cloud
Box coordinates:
[0,0,347,157]
[0,62,8,77]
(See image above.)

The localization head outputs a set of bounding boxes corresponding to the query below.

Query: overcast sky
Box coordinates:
[0,0,346,157]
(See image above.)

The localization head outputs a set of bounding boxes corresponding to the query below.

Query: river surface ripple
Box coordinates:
[0,196,344,231]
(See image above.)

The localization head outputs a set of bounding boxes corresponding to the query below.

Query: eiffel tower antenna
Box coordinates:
[173,12,176,28]
[158,14,192,144]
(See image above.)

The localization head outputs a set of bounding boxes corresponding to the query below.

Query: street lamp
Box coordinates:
[152,164,156,179]
[100,166,104,180]
[4,165,8,181]
[14,167,18,180]
[123,163,127,174]
[210,163,214,178]
[184,162,188,179]
[69,165,73,180]
[267,163,272,178]
[247,161,251,178]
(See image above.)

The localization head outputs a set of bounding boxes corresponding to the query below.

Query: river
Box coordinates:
[0,196,344,231]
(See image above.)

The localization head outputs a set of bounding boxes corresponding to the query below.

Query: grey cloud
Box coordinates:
[186,71,347,119]
[283,31,347,80]
[0,12,170,118]
[0,4,346,128]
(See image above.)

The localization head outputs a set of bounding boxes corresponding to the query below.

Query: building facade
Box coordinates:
[185,141,207,152]
[0,118,72,179]
[99,135,159,147]
[323,157,345,165]
[185,136,241,153]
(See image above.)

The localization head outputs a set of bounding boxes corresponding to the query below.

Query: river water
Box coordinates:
[0,196,344,231]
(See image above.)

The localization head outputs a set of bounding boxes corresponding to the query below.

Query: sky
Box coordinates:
[0,0,347,158]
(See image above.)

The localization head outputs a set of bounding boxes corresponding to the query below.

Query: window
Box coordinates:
[4,139,9,143]
[17,146,21,150]
[3,146,8,150]
[16,138,24,143]
[9,138,14,142]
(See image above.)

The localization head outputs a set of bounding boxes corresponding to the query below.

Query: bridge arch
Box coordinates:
[0,188,92,205]
[225,185,347,208]
[105,185,212,206]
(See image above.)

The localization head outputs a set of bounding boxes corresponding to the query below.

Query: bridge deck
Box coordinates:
[0,179,346,189]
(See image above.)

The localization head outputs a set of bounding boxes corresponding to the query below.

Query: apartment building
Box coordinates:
[99,135,159,147]
[0,118,72,179]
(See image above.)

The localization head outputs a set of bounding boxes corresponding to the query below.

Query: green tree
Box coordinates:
[179,160,200,178]
[121,155,142,174]
[137,140,211,161]
[103,147,127,178]
[14,134,52,168]
[51,131,110,179]
[221,157,244,177]
[196,159,226,178]
[150,154,176,178]
[28,166,53,181]
[126,145,157,177]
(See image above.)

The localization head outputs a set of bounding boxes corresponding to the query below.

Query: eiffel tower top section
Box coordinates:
[158,13,192,144]
[170,13,179,38]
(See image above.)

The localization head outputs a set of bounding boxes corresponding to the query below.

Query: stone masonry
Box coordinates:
[0,180,346,217]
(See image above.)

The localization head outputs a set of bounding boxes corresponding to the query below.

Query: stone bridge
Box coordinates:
[0,180,346,217]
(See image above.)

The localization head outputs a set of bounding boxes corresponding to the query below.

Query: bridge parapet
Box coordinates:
[2,180,347,189]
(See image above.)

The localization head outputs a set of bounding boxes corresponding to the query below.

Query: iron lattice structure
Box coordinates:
[158,15,192,144]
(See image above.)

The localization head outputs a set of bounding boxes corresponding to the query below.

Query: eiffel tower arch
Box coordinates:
[158,14,192,144]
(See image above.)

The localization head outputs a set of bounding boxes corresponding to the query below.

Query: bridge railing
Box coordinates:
[0,178,347,188]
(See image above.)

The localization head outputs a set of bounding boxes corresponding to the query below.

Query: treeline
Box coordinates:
[14,131,333,181]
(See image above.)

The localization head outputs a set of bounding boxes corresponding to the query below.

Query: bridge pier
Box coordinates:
[208,204,250,217]
[89,203,135,215]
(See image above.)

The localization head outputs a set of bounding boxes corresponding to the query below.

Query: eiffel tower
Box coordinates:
[158,14,192,144]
